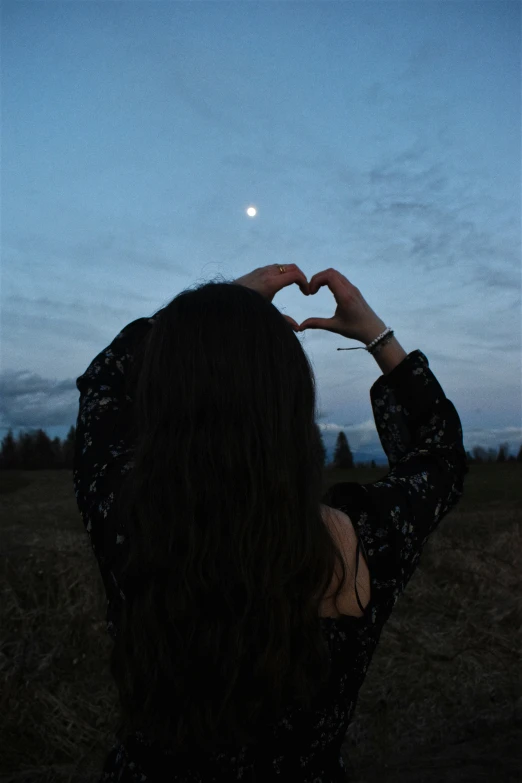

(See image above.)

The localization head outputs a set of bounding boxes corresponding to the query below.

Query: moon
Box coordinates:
[246,206,257,217]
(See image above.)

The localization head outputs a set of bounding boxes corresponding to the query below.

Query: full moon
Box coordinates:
[246,206,257,217]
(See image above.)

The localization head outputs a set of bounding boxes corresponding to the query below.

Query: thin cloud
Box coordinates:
[3,309,112,347]
[0,370,78,429]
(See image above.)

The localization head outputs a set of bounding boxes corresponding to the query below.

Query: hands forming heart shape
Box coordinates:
[234,262,385,343]
[233,263,311,332]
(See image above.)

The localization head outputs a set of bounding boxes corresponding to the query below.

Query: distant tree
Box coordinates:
[496,443,509,463]
[517,444,522,463]
[0,429,18,469]
[332,432,354,470]
[18,430,38,469]
[62,426,76,469]
[370,459,377,469]
[51,436,64,468]
[34,428,56,468]
[472,446,487,464]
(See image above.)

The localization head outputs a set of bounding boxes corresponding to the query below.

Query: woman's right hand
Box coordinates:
[298,268,386,344]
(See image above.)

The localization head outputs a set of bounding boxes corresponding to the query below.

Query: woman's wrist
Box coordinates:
[371,336,408,376]
[358,318,387,345]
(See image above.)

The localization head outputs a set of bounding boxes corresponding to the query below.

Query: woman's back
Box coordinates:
[73,315,469,782]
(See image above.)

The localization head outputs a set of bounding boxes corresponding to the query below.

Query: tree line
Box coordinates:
[0,426,520,471]
[328,431,522,470]
[0,427,76,470]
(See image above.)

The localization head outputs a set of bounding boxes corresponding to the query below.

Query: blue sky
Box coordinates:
[2,1,520,464]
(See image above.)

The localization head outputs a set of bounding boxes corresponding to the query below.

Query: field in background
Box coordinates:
[1,465,521,782]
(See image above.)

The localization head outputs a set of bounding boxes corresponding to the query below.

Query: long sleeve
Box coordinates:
[73,315,160,637]
[322,349,469,629]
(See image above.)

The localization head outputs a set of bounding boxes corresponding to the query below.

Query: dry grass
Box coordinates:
[1,466,521,782]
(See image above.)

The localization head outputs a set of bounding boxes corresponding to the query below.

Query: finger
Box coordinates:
[283,315,300,331]
[295,266,310,295]
[279,264,310,295]
[308,269,330,294]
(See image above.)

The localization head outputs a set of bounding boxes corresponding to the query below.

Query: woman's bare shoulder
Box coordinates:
[320,503,371,617]
[321,503,355,539]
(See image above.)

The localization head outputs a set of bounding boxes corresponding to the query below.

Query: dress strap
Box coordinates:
[354,539,367,615]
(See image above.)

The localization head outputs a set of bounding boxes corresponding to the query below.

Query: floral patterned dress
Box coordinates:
[73,315,469,782]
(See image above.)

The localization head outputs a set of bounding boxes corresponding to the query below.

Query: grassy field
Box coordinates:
[1,464,521,782]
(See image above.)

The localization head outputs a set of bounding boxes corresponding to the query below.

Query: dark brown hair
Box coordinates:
[110,277,348,753]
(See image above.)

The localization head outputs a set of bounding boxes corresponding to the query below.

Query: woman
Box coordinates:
[73,264,468,782]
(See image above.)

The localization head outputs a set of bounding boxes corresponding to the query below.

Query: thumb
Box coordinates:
[299,318,327,331]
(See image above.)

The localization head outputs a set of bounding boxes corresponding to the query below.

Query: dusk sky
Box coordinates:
[2,1,520,464]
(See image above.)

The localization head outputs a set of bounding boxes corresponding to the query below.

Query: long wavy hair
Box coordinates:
[110,277,349,754]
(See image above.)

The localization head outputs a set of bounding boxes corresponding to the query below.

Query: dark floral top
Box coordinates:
[73,315,469,782]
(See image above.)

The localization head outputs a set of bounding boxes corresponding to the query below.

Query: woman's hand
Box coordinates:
[234,263,309,331]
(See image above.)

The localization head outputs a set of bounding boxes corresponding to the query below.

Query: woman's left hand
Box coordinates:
[234,264,309,332]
